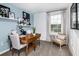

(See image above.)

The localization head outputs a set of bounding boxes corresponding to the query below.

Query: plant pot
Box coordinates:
[33,33,36,36]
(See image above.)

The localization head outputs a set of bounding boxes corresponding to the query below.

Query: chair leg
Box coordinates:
[10,43,12,51]
[25,46,27,56]
[34,46,36,51]
[39,40,40,46]
[27,45,29,53]
[59,44,62,51]
[17,50,20,56]
[12,48,14,56]
[10,47,11,51]
[26,45,29,56]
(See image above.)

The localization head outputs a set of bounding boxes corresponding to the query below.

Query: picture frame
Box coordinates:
[0,5,10,18]
[22,11,31,25]
[23,11,26,20]
[9,12,15,19]
[70,3,77,29]
[70,3,79,30]
[77,3,79,29]
[22,11,30,20]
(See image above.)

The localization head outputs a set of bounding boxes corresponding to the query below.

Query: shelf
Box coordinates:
[0,17,17,22]
[17,24,32,27]
[0,17,32,27]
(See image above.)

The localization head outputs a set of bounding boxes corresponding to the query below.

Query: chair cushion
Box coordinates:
[57,34,66,40]
[53,38,66,45]
[18,44,27,50]
[10,32,28,50]
[27,30,32,34]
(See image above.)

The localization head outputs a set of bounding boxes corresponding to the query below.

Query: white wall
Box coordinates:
[34,12,48,41]
[66,4,79,56]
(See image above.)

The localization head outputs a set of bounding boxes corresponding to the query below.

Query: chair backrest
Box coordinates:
[57,34,66,40]
[27,30,32,34]
[10,32,20,49]
[11,30,17,34]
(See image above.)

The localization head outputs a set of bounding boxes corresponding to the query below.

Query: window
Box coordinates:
[49,12,63,34]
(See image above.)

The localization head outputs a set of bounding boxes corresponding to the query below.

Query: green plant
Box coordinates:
[32,27,36,33]
[0,11,2,16]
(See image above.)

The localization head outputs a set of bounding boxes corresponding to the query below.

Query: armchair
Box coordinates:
[50,33,66,49]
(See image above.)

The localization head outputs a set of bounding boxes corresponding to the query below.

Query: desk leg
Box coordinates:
[39,38,40,46]
[34,45,36,51]
[25,44,29,56]
[25,46,27,56]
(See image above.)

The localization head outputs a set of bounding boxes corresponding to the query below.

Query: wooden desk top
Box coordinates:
[19,33,41,44]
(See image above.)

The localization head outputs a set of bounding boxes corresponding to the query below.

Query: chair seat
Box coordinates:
[53,39,66,46]
[10,31,28,55]
[13,44,27,50]
[18,44,27,50]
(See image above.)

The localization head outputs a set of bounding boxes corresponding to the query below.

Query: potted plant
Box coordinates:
[32,27,36,35]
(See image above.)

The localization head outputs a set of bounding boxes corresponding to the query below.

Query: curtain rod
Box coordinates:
[47,8,67,13]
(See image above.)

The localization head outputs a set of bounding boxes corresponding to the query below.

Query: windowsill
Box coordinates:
[49,32,58,35]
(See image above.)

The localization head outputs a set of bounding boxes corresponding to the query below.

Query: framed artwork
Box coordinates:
[70,3,77,29]
[77,3,79,29]
[23,11,27,20]
[22,11,30,20]
[70,3,79,30]
[22,11,31,25]
[9,12,15,19]
[0,5,10,18]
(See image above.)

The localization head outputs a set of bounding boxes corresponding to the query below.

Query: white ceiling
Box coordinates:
[12,3,70,13]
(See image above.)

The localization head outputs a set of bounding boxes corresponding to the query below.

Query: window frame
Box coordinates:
[48,12,63,34]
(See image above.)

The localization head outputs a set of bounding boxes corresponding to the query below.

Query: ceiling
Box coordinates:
[12,3,70,13]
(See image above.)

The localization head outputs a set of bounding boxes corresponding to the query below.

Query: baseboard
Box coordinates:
[40,39,51,41]
[0,48,10,55]
[40,40,51,42]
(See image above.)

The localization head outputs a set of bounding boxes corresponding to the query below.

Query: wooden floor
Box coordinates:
[0,41,72,56]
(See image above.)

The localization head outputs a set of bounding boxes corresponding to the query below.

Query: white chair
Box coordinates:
[27,30,32,34]
[10,31,28,56]
[50,33,66,49]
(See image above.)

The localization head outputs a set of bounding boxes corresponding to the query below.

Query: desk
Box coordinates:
[19,33,41,53]
[20,33,41,44]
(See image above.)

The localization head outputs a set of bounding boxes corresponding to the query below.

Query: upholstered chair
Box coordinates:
[10,31,27,56]
[27,30,32,34]
[50,33,66,49]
